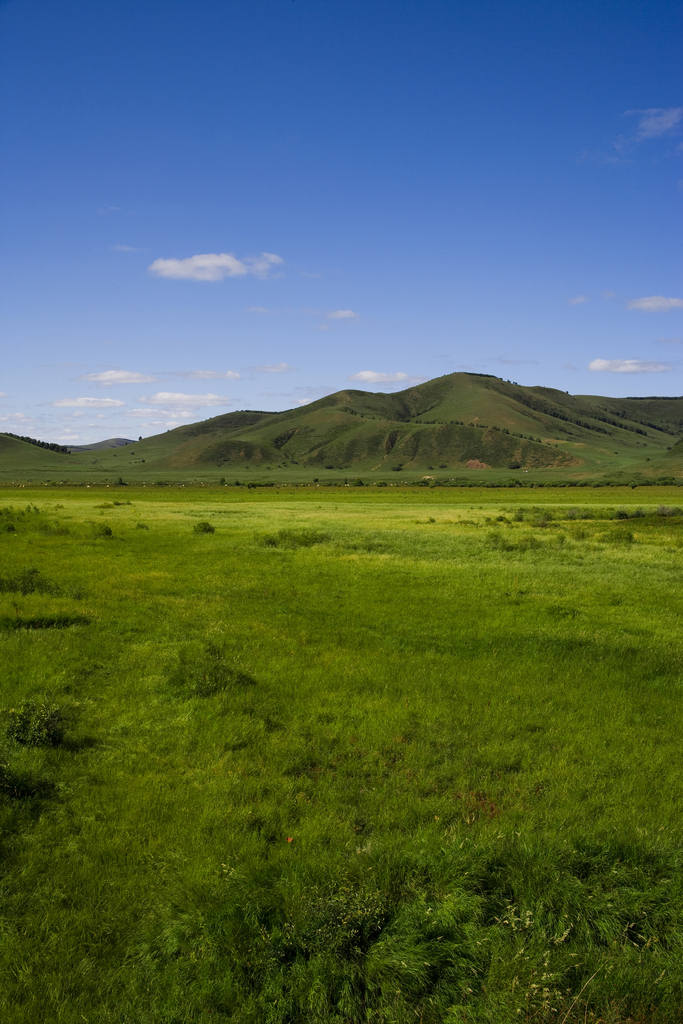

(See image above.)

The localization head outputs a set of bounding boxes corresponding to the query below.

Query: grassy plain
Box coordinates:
[1,486,683,1023]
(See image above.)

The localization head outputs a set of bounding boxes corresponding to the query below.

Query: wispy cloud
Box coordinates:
[110,244,140,252]
[564,363,577,370]
[78,370,156,385]
[315,324,332,331]
[583,106,683,163]
[328,309,359,320]
[98,206,121,214]
[138,392,232,409]
[625,107,683,140]
[495,357,539,366]
[347,371,425,385]
[295,386,336,399]
[246,306,357,323]
[171,370,241,380]
[657,337,682,344]
[51,397,126,408]
[588,359,673,373]
[0,412,30,422]
[148,252,283,281]
[628,295,683,312]
[568,295,588,305]
[251,363,296,373]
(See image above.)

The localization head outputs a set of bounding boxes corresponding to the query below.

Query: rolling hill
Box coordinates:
[2,372,683,483]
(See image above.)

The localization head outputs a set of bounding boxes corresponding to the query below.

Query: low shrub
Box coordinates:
[259,529,330,549]
[608,527,634,545]
[193,521,215,534]
[168,642,256,697]
[4,700,65,746]
[488,531,540,552]
[0,759,56,799]
[0,567,59,595]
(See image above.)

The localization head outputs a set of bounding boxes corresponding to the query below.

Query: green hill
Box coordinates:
[3,373,683,483]
[0,433,77,477]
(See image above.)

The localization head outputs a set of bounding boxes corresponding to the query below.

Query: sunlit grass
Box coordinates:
[0,489,682,1022]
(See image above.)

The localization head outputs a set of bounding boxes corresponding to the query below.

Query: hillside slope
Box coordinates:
[3,374,683,481]
[119,373,683,474]
[0,434,77,476]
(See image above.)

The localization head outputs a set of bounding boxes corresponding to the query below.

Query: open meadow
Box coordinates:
[1,485,683,1023]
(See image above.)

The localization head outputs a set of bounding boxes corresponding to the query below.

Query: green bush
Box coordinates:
[609,527,634,545]
[4,700,65,746]
[168,642,256,697]
[193,520,215,534]
[0,759,56,799]
[0,566,59,595]
[259,529,330,549]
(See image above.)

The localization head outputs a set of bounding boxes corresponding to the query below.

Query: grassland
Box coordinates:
[1,486,683,1022]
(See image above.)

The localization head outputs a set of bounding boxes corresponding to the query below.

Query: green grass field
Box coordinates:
[1,486,683,1023]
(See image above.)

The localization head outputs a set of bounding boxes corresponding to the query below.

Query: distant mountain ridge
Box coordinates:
[2,373,682,481]
[66,438,136,453]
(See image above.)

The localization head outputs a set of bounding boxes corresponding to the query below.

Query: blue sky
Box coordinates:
[0,0,681,443]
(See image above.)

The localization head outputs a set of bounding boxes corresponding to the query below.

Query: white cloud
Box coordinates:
[137,391,231,409]
[625,107,683,140]
[51,397,126,408]
[78,370,157,385]
[252,363,296,373]
[628,296,683,312]
[315,324,332,331]
[657,337,682,344]
[588,359,673,373]
[328,309,359,320]
[172,370,241,380]
[148,251,284,281]
[347,371,425,384]
[123,408,188,422]
[110,244,140,252]
[602,290,616,299]
[568,295,588,305]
